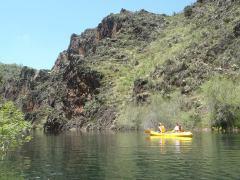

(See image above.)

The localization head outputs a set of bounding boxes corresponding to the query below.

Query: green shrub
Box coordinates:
[118,92,198,130]
[0,101,31,157]
[184,6,193,18]
[202,76,240,130]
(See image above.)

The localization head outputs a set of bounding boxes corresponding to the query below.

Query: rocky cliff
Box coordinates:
[1,0,240,132]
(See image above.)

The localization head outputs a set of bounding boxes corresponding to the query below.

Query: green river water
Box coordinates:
[0,131,240,179]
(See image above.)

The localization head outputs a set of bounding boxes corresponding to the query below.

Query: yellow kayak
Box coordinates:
[147,136,193,141]
[149,131,193,137]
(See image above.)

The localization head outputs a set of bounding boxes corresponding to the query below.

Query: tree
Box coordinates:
[0,101,31,157]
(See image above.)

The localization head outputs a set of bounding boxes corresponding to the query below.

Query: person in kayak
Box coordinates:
[173,123,180,132]
[179,124,183,132]
[158,123,166,133]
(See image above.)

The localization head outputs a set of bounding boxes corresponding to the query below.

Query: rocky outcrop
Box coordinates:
[62,60,103,118]
[97,15,122,40]
[1,67,49,102]
[52,9,165,72]
[0,7,172,133]
[0,67,50,119]
[52,51,69,72]
[44,111,68,132]
[40,9,166,132]
[68,30,97,57]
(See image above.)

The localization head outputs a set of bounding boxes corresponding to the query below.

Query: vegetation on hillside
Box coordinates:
[118,92,201,130]
[202,76,240,130]
[0,63,22,83]
[84,1,240,131]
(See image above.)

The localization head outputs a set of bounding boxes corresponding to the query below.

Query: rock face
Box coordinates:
[0,9,166,132]
[62,60,103,118]
[1,67,50,111]
[1,62,103,131]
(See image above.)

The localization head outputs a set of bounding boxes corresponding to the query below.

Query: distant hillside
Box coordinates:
[0,63,22,82]
[1,0,240,132]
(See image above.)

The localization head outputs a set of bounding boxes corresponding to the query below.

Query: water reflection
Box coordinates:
[146,136,192,154]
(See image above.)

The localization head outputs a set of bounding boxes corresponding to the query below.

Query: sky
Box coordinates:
[0,0,196,69]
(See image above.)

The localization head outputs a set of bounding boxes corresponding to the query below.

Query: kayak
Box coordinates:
[149,131,193,137]
[147,136,193,142]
